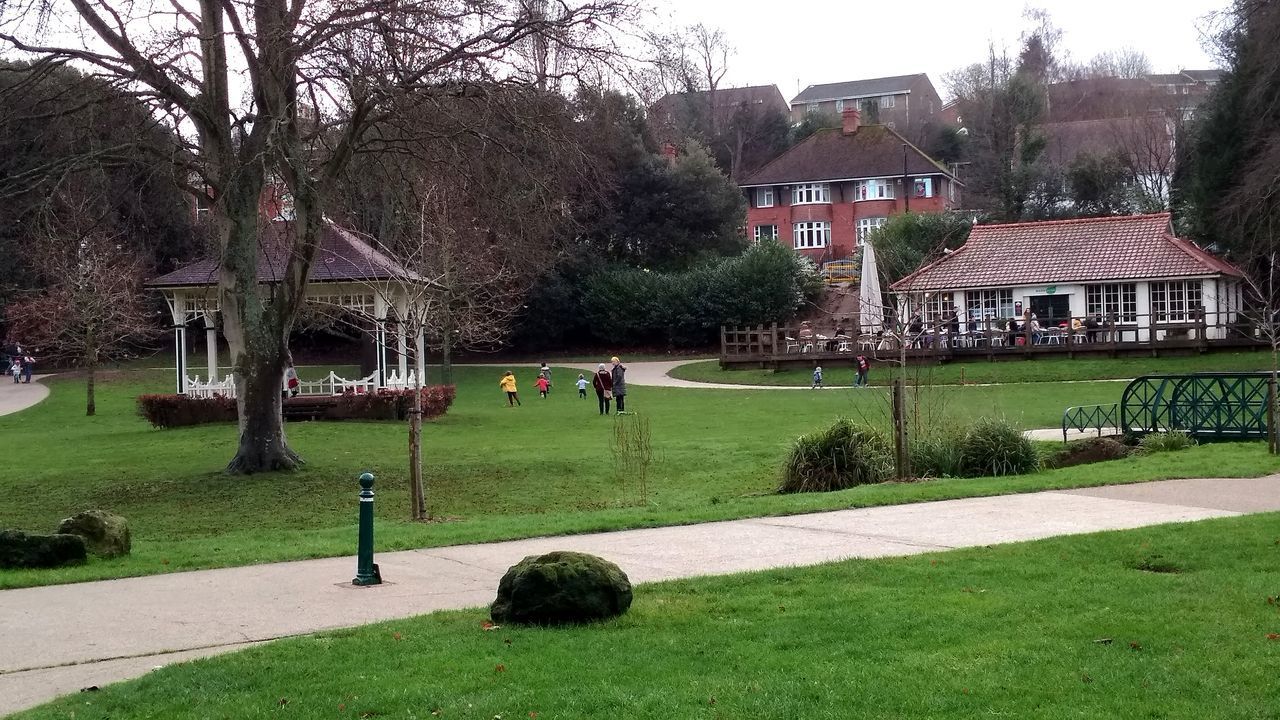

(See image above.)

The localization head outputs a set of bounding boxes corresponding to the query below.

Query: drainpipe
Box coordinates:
[903,143,910,213]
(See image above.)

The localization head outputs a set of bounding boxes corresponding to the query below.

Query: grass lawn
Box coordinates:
[1,364,1277,589]
[16,512,1280,719]
[671,351,1279,387]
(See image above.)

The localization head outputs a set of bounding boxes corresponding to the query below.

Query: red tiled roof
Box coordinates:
[149,220,416,288]
[740,124,956,187]
[891,213,1243,292]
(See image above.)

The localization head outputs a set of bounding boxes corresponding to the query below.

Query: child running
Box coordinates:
[535,374,550,398]
[811,365,823,389]
[499,371,521,407]
[576,373,588,398]
[854,354,870,387]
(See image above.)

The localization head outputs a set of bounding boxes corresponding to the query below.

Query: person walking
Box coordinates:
[539,362,552,393]
[535,373,550,398]
[854,355,870,387]
[499,371,521,407]
[9,356,20,384]
[592,363,613,415]
[575,373,588,399]
[811,365,823,389]
[610,356,628,413]
[21,353,34,383]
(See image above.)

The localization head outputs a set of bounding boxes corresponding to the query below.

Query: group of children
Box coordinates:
[499,362,592,407]
[7,352,35,384]
[811,354,872,389]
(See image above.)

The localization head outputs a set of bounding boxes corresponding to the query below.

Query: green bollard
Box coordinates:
[352,472,382,586]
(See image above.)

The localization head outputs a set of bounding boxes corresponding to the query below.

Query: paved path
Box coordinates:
[3,475,1279,716]
[0,376,50,417]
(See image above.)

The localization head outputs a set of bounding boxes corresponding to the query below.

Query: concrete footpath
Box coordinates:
[3,475,1279,716]
[0,376,49,417]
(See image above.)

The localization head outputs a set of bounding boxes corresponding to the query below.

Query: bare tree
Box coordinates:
[0,0,631,473]
[4,188,157,415]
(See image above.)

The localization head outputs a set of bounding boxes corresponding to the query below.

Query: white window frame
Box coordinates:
[913,177,934,199]
[791,183,831,205]
[1086,283,1138,323]
[834,99,845,112]
[1150,280,1202,322]
[793,221,830,250]
[856,217,887,246]
[754,224,778,244]
[924,292,955,323]
[756,187,774,208]
[854,179,895,201]
[806,102,820,113]
[970,289,1015,322]
[880,95,895,108]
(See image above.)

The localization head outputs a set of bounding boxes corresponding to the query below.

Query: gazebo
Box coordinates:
[148,220,430,397]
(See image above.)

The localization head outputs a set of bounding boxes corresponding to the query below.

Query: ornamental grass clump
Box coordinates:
[959,417,1040,477]
[780,419,893,493]
[910,428,968,479]
[1137,430,1198,454]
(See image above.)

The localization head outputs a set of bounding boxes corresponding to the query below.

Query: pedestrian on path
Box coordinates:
[21,354,34,383]
[854,355,870,387]
[592,363,613,415]
[9,356,20,383]
[535,374,550,398]
[611,356,628,413]
[811,365,823,389]
[499,371,521,407]
[576,373,588,399]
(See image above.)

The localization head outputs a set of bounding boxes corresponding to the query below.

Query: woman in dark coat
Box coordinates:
[591,363,613,415]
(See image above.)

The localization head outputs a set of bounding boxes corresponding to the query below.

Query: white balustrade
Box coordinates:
[186,374,236,398]
[185,370,382,398]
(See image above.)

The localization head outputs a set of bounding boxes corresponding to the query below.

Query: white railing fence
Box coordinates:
[185,370,385,399]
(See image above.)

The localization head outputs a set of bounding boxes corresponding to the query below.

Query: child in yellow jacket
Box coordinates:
[499,371,521,407]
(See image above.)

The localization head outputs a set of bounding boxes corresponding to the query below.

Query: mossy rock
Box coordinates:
[491,551,632,626]
[56,510,131,558]
[1047,437,1130,469]
[0,530,87,569]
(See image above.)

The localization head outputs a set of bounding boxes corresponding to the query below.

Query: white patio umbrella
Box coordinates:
[858,240,884,334]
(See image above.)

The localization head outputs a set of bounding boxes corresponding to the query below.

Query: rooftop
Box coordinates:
[891,213,1242,292]
[791,74,926,104]
[740,124,956,187]
[149,220,417,288]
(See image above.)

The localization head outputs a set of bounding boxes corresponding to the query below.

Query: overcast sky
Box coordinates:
[652,0,1226,102]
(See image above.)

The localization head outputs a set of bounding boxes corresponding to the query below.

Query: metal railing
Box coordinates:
[1120,372,1274,439]
[1061,403,1119,442]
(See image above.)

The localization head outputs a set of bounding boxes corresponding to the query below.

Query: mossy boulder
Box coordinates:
[491,551,632,626]
[0,530,87,569]
[56,510,131,558]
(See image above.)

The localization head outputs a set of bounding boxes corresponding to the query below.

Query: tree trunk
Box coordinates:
[409,373,426,520]
[226,358,299,473]
[440,331,454,385]
[86,363,96,417]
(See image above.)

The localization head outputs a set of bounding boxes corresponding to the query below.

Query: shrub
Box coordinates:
[780,419,893,493]
[959,417,1040,477]
[137,394,237,428]
[1046,437,1131,469]
[1137,431,1197,453]
[910,428,968,479]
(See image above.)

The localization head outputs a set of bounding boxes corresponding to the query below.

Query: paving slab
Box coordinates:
[1,474,1277,717]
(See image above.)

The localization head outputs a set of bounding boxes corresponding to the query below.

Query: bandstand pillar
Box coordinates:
[203,313,218,382]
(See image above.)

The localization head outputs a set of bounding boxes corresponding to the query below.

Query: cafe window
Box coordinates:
[924,292,955,323]
[1086,283,1138,322]
[1150,280,1202,322]
[970,289,1014,321]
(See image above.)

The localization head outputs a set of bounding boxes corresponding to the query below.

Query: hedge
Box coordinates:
[137,386,456,428]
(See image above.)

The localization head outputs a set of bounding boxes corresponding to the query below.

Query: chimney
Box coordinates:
[841,107,861,135]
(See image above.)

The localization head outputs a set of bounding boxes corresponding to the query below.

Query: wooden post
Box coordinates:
[892,378,910,480]
[1268,376,1278,455]
[771,322,779,362]
[720,325,727,359]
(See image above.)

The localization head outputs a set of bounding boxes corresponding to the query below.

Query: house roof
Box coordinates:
[739,124,957,187]
[651,84,789,113]
[149,220,417,289]
[791,74,924,104]
[1040,116,1174,172]
[891,213,1243,292]
[1179,68,1222,83]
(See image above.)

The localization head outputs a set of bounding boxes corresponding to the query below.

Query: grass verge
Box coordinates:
[15,512,1280,719]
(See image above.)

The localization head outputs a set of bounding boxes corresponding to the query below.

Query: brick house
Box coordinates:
[740,109,961,262]
[789,73,942,143]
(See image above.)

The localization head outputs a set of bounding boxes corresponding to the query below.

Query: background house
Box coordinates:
[790,73,942,144]
[740,108,961,263]
[891,213,1243,341]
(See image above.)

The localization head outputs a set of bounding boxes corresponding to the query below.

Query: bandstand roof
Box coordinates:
[149,220,418,289]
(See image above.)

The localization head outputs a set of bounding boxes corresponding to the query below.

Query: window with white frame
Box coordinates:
[924,292,955,323]
[854,178,895,201]
[1085,283,1138,322]
[835,99,845,112]
[755,187,774,208]
[1150,280,1202,322]
[754,224,778,243]
[793,221,830,249]
[791,183,831,205]
[880,95,895,108]
[856,217,887,245]
[913,177,934,198]
[970,289,1015,321]
[806,102,820,113]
